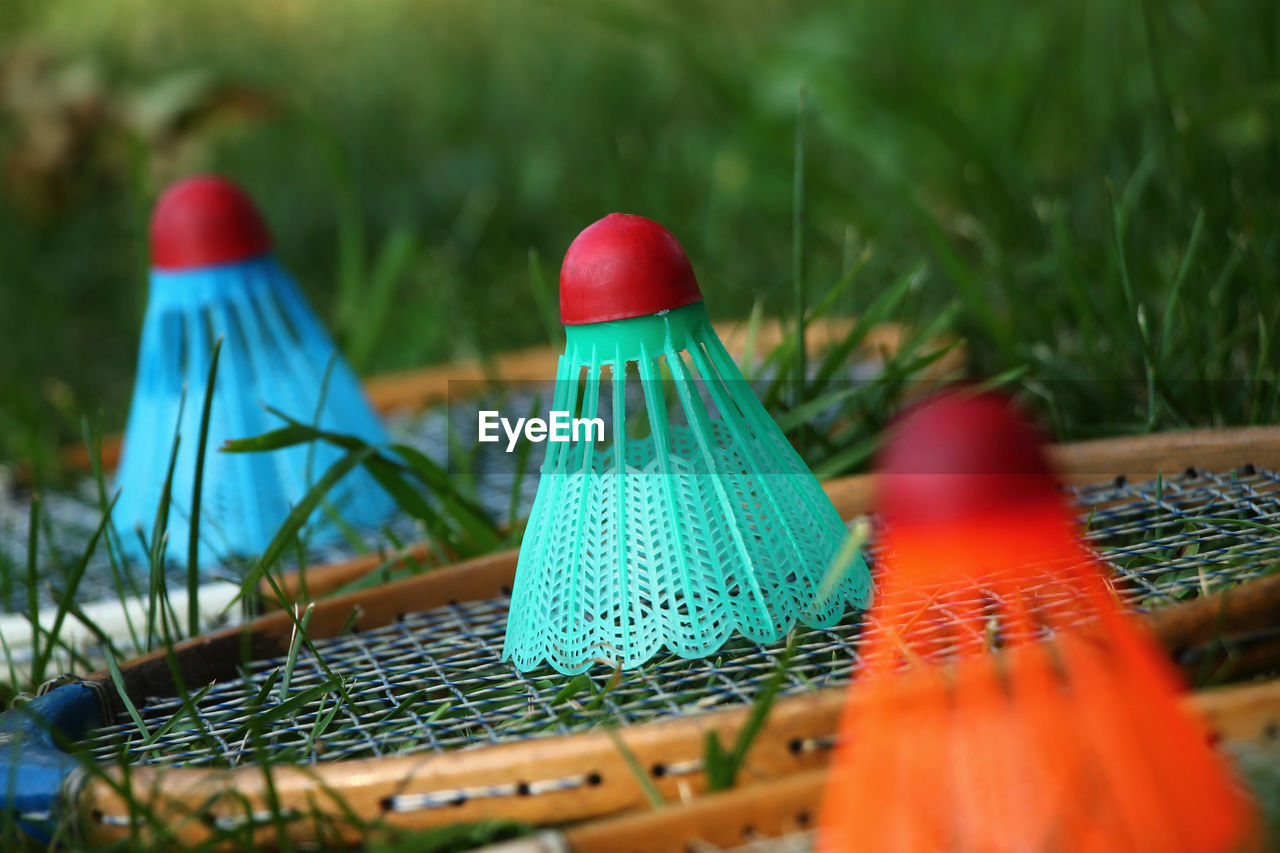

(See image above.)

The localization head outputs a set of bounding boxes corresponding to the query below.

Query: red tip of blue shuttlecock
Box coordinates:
[875,390,1061,528]
[150,176,272,271]
[559,213,703,325]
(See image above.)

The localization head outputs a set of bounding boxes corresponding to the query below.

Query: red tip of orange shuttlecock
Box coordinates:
[150,176,272,271]
[559,213,703,325]
[876,390,1060,529]
[871,389,1083,620]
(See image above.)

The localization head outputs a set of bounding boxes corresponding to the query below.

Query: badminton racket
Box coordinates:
[3,427,1279,847]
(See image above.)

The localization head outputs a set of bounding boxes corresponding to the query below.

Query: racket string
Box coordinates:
[1078,467,1280,594]
[81,466,1280,768]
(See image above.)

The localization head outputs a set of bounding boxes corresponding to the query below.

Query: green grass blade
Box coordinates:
[792,84,809,407]
[704,639,795,792]
[506,392,541,530]
[25,492,40,679]
[527,246,561,346]
[279,602,317,703]
[142,681,216,747]
[231,444,378,605]
[1159,209,1205,362]
[605,727,665,808]
[30,492,120,682]
[740,299,765,381]
[188,336,224,637]
[349,225,417,372]
[104,648,150,740]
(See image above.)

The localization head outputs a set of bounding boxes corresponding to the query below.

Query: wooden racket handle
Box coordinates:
[1146,573,1280,670]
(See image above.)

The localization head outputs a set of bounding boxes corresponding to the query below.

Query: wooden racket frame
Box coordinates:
[71,426,1280,848]
[558,677,1280,853]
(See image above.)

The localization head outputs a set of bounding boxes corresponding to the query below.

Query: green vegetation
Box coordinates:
[1,0,1277,476]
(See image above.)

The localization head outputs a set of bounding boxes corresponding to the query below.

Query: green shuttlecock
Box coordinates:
[503,213,872,674]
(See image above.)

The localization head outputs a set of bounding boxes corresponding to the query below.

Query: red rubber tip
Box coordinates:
[875,391,1061,527]
[150,176,272,271]
[560,213,703,325]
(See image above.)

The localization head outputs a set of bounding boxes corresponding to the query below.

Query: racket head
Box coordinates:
[5,433,1280,846]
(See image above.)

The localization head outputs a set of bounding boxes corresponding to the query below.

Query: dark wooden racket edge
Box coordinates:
[1146,572,1280,683]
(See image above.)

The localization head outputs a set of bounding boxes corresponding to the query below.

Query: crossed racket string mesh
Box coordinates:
[80,465,1280,770]
[1074,463,1280,605]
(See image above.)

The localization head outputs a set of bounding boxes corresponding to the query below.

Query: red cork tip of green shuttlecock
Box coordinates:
[875,390,1061,528]
[560,213,703,325]
[150,176,272,271]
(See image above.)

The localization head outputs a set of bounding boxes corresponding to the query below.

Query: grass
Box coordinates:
[1,0,1279,848]
[0,0,1277,476]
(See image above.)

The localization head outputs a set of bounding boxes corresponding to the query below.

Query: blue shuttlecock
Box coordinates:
[504,213,872,674]
[113,175,394,565]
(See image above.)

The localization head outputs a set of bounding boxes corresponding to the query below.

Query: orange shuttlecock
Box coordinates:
[819,391,1256,853]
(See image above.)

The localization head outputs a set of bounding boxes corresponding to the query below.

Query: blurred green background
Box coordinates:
[1,0,1277,475]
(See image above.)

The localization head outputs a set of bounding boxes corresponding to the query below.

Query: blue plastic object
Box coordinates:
[114,254,395,565]
[0,684,103,843]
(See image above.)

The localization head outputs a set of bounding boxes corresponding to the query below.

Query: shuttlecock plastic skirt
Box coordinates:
[505,302,872,673]
[114,256,395,566]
